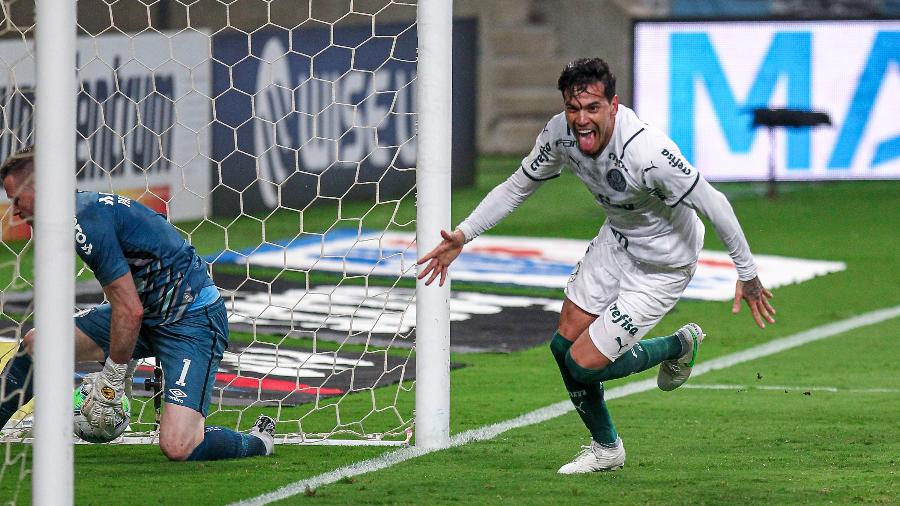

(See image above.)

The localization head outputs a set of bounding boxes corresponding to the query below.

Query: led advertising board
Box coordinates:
[634,20,900,180]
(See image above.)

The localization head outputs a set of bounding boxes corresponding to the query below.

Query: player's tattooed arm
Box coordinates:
[732,276,776,329]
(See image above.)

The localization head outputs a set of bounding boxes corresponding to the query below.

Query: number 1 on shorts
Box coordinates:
[175,358,191,387]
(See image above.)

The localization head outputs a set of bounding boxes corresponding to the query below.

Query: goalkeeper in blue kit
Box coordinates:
[0,146,274,461]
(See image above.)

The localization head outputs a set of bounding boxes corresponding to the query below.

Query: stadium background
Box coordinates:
[0,0,898,504]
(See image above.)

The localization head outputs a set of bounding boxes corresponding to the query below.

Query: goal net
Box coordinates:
[0,0,451,501]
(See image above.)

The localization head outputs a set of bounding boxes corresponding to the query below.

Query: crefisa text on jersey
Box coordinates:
[530,142,553,172]
[661,148,691,175]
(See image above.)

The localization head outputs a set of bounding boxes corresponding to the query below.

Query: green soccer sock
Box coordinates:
[565,334,684,384]
[550,332,617,445]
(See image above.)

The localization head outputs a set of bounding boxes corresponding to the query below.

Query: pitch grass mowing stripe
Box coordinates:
[231,304,900,506]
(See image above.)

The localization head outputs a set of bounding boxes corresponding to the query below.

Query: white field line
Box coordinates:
[231,304,900,506]
[684,384,900,394]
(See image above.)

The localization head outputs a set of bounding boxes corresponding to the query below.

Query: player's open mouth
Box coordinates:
[577,129,597,153]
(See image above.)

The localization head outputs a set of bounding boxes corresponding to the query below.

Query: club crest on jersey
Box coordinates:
[606,168,627,192]
[609,303,639,336]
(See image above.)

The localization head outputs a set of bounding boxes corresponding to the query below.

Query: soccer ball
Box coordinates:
[72,381,131,443]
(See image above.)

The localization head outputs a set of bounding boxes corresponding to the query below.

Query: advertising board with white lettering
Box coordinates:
[0,30,212,237]
[633,20,900,180]
[211,230,846,302]
[210,19,477,215]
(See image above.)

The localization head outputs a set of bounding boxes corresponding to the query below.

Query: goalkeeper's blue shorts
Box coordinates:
[75,295,228,417]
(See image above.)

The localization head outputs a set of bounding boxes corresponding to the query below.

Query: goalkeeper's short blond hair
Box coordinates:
[0,145,35,181]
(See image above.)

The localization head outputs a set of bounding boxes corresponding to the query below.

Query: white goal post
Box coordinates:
[414,0,452,450]
[32,0,76,503]
[0,1,452,503]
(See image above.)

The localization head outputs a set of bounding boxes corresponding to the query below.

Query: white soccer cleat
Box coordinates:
[657,323,704,391]
[249,414,276,456]
[557,438,626,474]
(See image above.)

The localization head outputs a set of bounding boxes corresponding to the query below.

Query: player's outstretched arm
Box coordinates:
[676,176,774,329]
[732,276,776,329]
[416,229,466,287]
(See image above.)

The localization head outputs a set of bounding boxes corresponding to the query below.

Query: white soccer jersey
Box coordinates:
[458,105,757,279]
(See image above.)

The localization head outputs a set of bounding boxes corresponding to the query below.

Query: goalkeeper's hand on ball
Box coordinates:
[81,357,129,430]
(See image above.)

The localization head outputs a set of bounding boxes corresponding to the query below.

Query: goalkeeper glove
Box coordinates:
[81,357,128,429]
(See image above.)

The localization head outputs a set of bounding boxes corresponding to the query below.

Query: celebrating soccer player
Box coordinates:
[418,58,775,473]
[0,146,276,461]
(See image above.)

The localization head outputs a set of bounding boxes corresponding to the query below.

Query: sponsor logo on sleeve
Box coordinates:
[74,218,93,255]
[529,142,553,171]
[661,148,691,175]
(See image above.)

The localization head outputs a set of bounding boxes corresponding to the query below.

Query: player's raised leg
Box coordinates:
[565,256,699,386]
[566,312,700,388]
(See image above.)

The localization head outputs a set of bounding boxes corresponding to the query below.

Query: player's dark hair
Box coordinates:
[0,145,34,181]
[557,58,616,102]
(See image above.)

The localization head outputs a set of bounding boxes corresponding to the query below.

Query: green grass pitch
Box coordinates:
[1,156,898,504]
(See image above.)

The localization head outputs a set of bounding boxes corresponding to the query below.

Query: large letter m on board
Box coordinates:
[670,32,811,169]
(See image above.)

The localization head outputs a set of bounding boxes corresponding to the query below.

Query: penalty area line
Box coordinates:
[231,304,900,506]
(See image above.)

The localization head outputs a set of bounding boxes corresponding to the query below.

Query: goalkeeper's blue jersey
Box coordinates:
[74,191,214,325]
